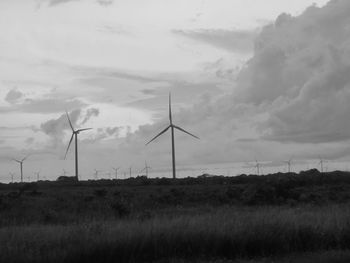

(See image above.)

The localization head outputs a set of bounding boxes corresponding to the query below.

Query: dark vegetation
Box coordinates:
[2,169,350,262]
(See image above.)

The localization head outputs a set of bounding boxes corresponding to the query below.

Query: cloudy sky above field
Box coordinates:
[2,0,349,180]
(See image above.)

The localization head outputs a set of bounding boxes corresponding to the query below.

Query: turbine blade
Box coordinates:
[77,128,93,132]
[169,92,172,124]
[140,167,146,172]
[22,155,29,162]
[64,133,74,159]
[173,125,199,139]
[65,111,74,131]
[13,158,21,163]
[146,125,171,145]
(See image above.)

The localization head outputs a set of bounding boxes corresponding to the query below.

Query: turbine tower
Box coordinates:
[64,111,92,181]
[13,156,28,183]
[112,167,120,179]
[146,93,199,179]
[140,161,151,177]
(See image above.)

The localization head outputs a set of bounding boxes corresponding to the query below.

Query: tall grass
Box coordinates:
[2,205,350,262]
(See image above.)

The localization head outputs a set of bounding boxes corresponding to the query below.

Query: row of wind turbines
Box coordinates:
[11,93,200,182]
[247,157,329,176]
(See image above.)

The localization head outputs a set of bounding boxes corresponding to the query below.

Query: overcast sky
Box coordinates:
[2,0,348,181]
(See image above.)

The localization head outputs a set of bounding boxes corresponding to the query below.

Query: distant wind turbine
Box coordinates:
[146,93,199,179]
[94,169,101,180]
[9,172,15,183]
[13,155,29,183]
[254,160,261,175]
[112,167,120,179]
[61,169,69,177]
[64,111,92,181]
[140,161,151,177]
[283,159,292,173]
[35,170,41,181]
[129,166,132,178]
[318,157,327,173]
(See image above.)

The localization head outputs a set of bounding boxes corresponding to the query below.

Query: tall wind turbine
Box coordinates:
[146,93,199,179]
[140,161,151,177]
[13,156,29,183]
[64,111,92,181]
[112,167,120,179]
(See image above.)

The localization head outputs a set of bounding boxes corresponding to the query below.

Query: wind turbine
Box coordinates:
[112,167,120,179]
[283,159,292,173]
[129,166,132,178]
[318,157,327,173]
[61,169,69,177]
[9,172,15,183]
[140,161,151,177]
[13,155,29,183]
[254,160,261,175]
[146,93,199,179]
[94,169,101,180]
[64,111,92,181]
[35,170,41,181]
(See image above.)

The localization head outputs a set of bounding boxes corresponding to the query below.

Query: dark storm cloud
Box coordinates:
[172,28,257,53]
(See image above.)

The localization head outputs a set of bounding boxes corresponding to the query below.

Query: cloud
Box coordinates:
[82,126,122,143]
[40,107,100,149]
[115,0,350,165]
[173,28,257,53]
[41,109,81,142]
[239,0,350,144]
[5,88,24,104]
[48,0,114,7]
[81,108,99,124]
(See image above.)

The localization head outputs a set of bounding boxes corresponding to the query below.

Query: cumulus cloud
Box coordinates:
[41,109,81,143]
[40,107,100,149]
[240,0,350,143]
[81,108,99,124]
[5,88,24,104]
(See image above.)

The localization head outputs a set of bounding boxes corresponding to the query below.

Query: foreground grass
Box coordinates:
[2,205,350,262]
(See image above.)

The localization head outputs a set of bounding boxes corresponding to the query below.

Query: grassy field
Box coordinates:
[2,205,350,262]
[2,170,350,262]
